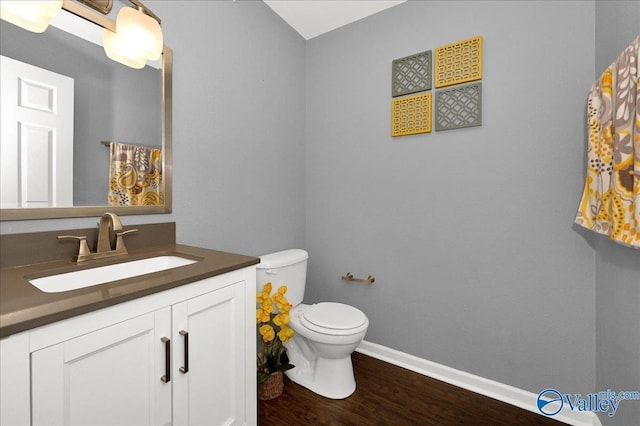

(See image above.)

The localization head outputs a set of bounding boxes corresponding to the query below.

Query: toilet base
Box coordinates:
[285,355,357,399]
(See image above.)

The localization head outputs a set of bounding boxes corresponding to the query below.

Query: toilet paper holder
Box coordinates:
[341,272,375,285]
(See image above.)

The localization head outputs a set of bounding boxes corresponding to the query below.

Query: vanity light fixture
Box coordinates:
[0,0,163,70]
[0,0,63,33]
[102,3,163,69]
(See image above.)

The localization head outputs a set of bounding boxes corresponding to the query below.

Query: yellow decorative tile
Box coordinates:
[435,35,482,88]
[391,92,432,137]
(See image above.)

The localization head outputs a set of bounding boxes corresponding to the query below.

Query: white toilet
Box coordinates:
[257,249,369,399]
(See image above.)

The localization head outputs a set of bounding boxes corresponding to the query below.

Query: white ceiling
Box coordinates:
[263,0,407,40]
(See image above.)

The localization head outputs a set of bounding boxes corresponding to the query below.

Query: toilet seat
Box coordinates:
[299,302,368,336]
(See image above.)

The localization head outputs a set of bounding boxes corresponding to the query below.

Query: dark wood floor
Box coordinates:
[258,352,566,426]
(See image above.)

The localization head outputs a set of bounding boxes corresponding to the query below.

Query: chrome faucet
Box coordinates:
[57,212,138,262]
[96,212,123,253]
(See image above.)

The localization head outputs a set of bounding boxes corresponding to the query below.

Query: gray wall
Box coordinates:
[594,2,640,424]
[0,0,307,258]
[305,0,596,395]
[153,0,306,256]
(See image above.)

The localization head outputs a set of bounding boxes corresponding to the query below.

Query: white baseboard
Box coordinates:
[356,340,602,426]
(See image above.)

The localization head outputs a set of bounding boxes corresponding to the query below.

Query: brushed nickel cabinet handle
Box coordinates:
[160,337,171,383]
[179,330,189,374]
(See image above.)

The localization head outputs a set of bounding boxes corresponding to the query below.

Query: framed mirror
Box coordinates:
[0,5,172,221]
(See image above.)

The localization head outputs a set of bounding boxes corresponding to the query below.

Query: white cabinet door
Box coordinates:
[0,333,30,426]
[31,308,172,426]
[172,282,246,426]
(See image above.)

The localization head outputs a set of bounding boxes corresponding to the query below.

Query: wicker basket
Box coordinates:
[258,371,284,400]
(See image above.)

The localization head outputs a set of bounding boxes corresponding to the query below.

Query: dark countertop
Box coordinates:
[0,244,260,338]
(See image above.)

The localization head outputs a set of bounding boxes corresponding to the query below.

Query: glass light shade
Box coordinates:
[115,7,163,61]
[103,28,147,69]
[0,0,62,33]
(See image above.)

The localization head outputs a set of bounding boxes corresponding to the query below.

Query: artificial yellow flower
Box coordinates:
[273,313,289,327]
[279,302,292,313]
[263,282,272,295]
[256,282,296,382]
[272,292,284,305]
[273,293,291,313]
[261,301,274,315]
[259,324,275,342]
[256,308,270,324]
[278,326,294,342]
[256,291,266,305]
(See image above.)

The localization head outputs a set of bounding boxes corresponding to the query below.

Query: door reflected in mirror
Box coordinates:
[1,54,75,208]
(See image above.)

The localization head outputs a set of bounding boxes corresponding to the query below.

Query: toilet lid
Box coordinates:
[302,302,367,330]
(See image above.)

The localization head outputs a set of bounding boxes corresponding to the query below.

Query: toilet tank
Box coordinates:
[256,249,308,306]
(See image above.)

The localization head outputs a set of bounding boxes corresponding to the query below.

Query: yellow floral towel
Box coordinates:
[575,35,639,248]
[108,142,163,206]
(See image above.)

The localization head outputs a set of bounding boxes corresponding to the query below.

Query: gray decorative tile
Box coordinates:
[435,82,482,131]
[392,50,432,97]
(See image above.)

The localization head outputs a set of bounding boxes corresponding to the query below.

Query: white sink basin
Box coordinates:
[29,255,197,293]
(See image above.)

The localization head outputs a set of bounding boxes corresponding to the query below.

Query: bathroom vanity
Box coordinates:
[0,223,259,425]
